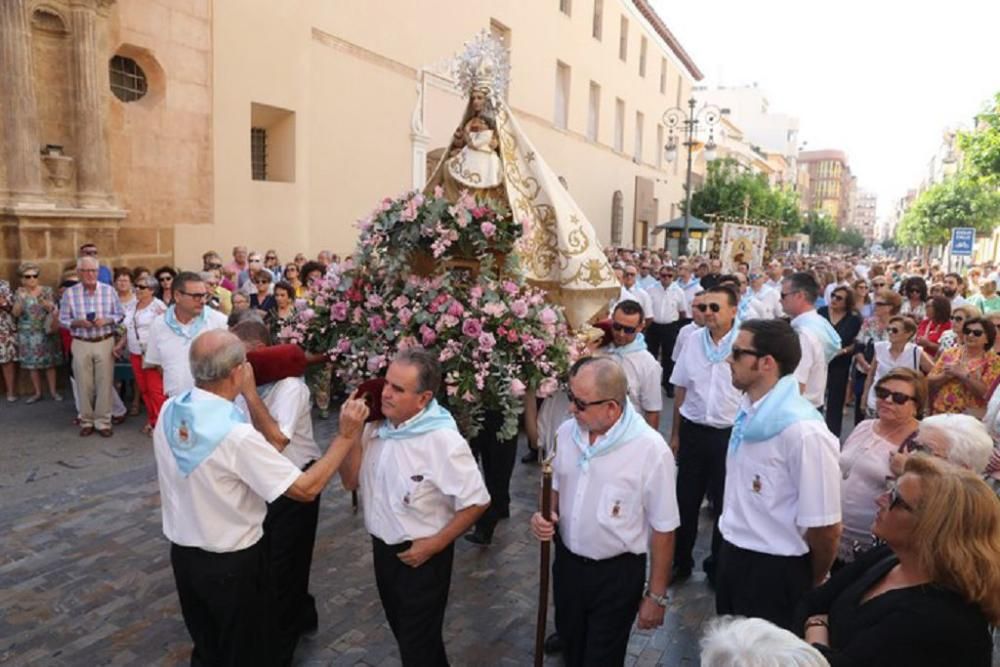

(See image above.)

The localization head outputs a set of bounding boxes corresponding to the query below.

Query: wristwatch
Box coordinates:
[643,586,669,607]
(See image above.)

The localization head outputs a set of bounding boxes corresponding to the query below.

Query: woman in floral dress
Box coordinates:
[0,279,19,401]
[12,263,63,403]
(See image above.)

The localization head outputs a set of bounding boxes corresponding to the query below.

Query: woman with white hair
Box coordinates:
[700,616,829,667]
[889,412,995,477]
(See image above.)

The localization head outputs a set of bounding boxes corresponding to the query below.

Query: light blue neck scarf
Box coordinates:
[572,400,657,471]
[164,305,208,341]
[702,323,739,364]
[162,390,249,476]
[609,332,647,356]
[377,398,458,440]
[728,375,822,452]
[792,310,842,363]
[738,293,754,320]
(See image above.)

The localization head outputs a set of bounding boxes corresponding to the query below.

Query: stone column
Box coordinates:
[69,1,113,208]
[0,0,46,205]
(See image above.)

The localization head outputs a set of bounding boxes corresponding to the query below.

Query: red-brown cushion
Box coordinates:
[247,344,308,385]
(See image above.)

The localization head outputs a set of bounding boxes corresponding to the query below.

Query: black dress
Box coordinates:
[797,545,993,667]
[818,306,862,437]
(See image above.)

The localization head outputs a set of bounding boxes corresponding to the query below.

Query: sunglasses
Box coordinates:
[730,346,766,361]
[873,282,887,287]
[885,481,915,513]
[567,389,616,412]
[874,386,916,405]
[624,272,637,277]
[780,291,797,299]
[158,276,173,282]
[887,327,903,335]
[611,322,638,334]
[255,280,271,285]
[875,301,891,307]
[695,303,722,313]
[963,328,986,337]
[136,285,151,291]
[265,255,277,260]
[951,315,965,322]
[178,290,208,300]
[22,274,38,279]
[660,273,674,278]
[830,293,845,301]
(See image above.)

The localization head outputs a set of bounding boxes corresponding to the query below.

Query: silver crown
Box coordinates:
[451,30,511,106]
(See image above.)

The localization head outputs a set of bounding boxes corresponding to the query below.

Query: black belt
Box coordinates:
[73,332,115,342]
[556,536,643,565]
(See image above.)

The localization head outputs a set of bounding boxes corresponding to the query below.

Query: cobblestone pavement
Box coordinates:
[0,394,720,666]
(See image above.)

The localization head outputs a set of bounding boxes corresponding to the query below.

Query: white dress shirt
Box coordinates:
[359,422,490,545]
[125,298,167,356]
[236,377,321,470]
[646,282,686,324]
[679,278,701,312]
[144,308,229,397]
[671,322,700,363]
[750,285,782,320]
[552,419,680,560]
[614,286,653,321]
[791,311,829,408]
[602,345,663,414]
[719,392,842,556]
[153,388,302,552]
[669,326,743,428]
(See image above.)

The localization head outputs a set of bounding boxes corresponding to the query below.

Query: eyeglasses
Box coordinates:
[830,293,845,302]
[624,272,637,277]
[81,249,98,256]
[779,291,797,299]
[872,282,887,287]
[874,386,916,405]
[730,346,766,361]
[885,482,915,513]
[255,280,271,285]
[265,255,277,260]
[951,315,965,322]
[695,303,722,313]
[963,328,986,338]
[136,285,151,291]
[660,273,674,278]
[567,389,617,412]
[21,274,38,279]
[178,290,209,300]
[611,322,638,334]
[907,288,921,294]
[249,258,262,263]
[887,327,902,335]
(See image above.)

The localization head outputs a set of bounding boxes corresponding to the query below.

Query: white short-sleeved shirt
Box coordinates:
[671,322,700,363]
[153,388,303,552]
[680,279,701,312]
[601,346,663,414]
[751,286,782,320]
[126,299,167,356]
[791,312,829,408]
[552,419,680,560]
[646,282,686,324]
[359,423,490,545]
[614,286,653,321]
[144,308,229,397]
[236,377,321,470]
[669,327,742,428]
[719,394,842,556]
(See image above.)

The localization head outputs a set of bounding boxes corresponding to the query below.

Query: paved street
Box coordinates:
[0,391,719,666]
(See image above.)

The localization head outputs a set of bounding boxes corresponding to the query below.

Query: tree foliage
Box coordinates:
[801,211,839,247]
[688,158,803,236]
[957,92,1000,183]
[837,228,866,250]
[896,175,1000,247]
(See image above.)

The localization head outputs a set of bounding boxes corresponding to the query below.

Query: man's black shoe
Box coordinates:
[543,631,563,654]
[463,529,492,546]
[521,447,540,464]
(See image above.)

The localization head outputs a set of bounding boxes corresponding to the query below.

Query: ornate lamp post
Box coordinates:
[663,98,721,256]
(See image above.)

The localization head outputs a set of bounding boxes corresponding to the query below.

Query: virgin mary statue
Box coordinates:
[425,32,618,331]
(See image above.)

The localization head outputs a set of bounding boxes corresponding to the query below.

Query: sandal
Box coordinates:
[6,395,16,403]
[25,394,42,405]
[141,424,154,436]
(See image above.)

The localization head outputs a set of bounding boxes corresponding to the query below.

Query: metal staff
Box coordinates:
[534,450,555,667]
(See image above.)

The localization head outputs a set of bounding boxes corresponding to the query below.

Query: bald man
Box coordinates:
[153,330,369,666]
[531,356,679,666]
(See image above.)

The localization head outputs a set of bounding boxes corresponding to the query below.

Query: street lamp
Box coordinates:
[663,98,721,256]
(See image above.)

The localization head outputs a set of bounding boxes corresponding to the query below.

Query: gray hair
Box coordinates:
[918,414,994,473]
[700,617,830,667]
[18,262,40,276]
[189,330,246,386]
[76,256,98,271]
[393,348,441,394]
[198,271,216,283]
[569,355,628,406]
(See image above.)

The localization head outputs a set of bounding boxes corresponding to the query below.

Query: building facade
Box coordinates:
[0,0,706,282]
[798,149,852,228]
[851,188,877,243]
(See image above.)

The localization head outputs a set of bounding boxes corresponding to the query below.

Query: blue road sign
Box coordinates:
[951,227,975,256]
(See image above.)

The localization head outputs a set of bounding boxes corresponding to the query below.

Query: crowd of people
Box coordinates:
[4,240,1000,666]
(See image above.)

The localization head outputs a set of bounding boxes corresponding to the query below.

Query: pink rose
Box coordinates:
[469,285,484,300]
[367,354,386,373]
[462,318,483,338]
[369,315,385,332]
[502,281,519,296]
[510,378,526,397]
[447,301,465,317]
[510,299,529,318]
[538,307,557,325]
[478,332,496,351]
[420,324,437,347]
[337,338,352,353]
[331,302,348,322]
[398,307,413,326]
[537,377,559,398]
[480,221,497,238]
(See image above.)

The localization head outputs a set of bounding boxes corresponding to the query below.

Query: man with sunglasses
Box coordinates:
[615,264,653,328]
[530,356,679,666]
[601,300,661,429]
[719,318,842,631]
[781,272,841,410]
[667,285,744,584]
[645,267,686,398]
[145,271,229,398]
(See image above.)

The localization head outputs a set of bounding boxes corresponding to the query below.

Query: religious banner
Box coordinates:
[719,223,768,272]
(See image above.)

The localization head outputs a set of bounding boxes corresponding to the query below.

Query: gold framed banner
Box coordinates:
[719,223,768,272]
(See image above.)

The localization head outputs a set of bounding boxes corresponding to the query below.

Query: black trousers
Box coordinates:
[645,321,682,387]
[715,539,812,632]
[470,410,517,537]
[553,538,646,667]
[264,483,320,666]
[824,360,851,438]
[372,536,454,667]
[675,418,730,573]
[170,540,272,667]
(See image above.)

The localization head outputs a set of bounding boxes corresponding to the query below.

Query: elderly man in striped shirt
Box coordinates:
[59,255,125,437]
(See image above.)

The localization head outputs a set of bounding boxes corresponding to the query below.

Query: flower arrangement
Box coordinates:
[283,189,573,440]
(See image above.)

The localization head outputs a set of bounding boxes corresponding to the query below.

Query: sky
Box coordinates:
[652,0,1000,219]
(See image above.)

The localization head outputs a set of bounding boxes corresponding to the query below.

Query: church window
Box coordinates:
[109,55,147,102]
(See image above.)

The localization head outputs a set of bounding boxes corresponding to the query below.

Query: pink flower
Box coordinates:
[482,301,507,317]
[538,307,558,325]
[510,378,526,397]
[420,324,437,347]
[480,221,497,238]
[462,318,483,338]
[331,302,348,322]
[462,391,476,402]
[434,185,445,199]
[510,299,529,318]
[447,301,465,317]
[506,329,519,343]
[337,338,352,353]
[369,315,385,332]
[367,354,386,373]
[398,307,413,326]
[299,308,316,322]
[538,377,559,398]
[502,281,519,296]
[478,332,496,351]
[391,295,410,310]
[469,285,484,300]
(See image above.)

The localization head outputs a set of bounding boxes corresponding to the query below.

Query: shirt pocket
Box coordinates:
[595,484,637,530]
[389,472,434,513]
[744,464,777,504]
